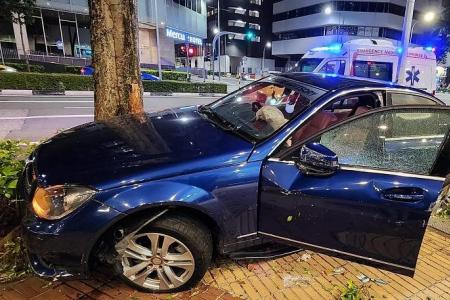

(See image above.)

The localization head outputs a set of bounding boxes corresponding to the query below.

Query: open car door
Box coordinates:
[258,106,450,276]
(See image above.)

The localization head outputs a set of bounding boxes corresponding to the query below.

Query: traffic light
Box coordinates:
[246,31,254,40]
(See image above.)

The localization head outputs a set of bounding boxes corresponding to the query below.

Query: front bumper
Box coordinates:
[22,199,124,279]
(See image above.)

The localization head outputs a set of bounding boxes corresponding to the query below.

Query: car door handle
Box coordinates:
[382,187,425,202]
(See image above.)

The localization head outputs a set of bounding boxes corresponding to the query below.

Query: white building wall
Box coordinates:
[273,0,443,57]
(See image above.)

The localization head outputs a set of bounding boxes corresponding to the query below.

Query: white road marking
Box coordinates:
[0,115,93,120]
[0,100,92,103]
[64,106,93,109]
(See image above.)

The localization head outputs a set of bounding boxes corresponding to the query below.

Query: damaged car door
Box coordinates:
[258,106,450,276]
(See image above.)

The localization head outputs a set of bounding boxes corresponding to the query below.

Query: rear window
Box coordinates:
[354,61,393,81]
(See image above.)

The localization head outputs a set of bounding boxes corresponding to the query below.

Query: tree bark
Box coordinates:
[89,0,143,121]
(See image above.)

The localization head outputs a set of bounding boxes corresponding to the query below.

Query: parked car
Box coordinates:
[0,64,18,73]
[21,73,450,292]
[80,65,159,81]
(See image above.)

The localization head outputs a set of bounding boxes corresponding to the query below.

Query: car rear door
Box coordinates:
[258,106,450,275]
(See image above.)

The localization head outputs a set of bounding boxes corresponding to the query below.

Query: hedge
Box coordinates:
[64,65,83,74]
[142,80,227,94]
[5,63,45,73]
[141,69,189,81]
[0,72,227,94]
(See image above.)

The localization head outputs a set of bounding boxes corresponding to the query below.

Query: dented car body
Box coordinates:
[21,74,450,292]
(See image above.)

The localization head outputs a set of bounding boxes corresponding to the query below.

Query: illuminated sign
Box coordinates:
[166,28,202,45]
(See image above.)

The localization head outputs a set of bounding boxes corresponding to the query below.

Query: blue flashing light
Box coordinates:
[425,46,436,52]
[311,44,342,53]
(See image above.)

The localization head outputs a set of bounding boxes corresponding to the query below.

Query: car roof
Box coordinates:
[277,72,430,96]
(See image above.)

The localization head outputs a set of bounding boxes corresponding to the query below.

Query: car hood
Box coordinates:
[34,106,254,190]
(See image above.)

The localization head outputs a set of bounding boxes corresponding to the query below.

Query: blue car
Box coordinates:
[21,73,450,292]
[81,65,160,81]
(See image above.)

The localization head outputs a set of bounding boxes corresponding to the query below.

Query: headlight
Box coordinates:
[32,185,96,220]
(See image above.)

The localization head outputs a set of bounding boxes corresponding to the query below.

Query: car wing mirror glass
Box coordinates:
[296,143,339,177]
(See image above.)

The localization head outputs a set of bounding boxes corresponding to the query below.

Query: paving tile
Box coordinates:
[1,229,450,300]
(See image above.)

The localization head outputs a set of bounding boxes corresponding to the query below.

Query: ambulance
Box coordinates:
[295,39,437,94]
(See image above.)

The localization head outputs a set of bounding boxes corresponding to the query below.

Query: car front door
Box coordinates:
[258,106,450,275]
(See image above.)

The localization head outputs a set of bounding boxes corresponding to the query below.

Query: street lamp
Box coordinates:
[261,41,271,74]
[212,31,234,81]
[324,5,332,15]
[410,11,437,43]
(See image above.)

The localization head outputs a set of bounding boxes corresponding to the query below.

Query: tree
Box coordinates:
[0,0,36,72]
[89,0,144,121]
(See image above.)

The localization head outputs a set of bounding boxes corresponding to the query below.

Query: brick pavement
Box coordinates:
[1,228,449,300]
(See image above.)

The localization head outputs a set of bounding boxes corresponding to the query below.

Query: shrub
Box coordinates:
[0,141,36,200]
[5,63,45,73]
[142,80,227,94]
[141,69,189,81]
[0,72,227,93]
[65,65,83,74]
[0,72,94,91]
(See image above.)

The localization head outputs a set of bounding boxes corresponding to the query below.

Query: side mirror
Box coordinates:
[297,143,339,177]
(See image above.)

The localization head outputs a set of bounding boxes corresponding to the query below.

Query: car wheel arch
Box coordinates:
[86,203,223,272]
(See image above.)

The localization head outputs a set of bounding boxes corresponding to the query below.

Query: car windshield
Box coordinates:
[204,76,327,141]
[292,58,324,72]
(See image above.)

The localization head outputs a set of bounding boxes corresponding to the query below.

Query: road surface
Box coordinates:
[0,95,218,141]
[1,93,449,141]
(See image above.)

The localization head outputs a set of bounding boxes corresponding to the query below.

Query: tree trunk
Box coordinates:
[89,0,143,122]
[18,21,30,72]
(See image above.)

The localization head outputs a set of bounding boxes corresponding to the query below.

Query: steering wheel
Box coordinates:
[252,102,262,113]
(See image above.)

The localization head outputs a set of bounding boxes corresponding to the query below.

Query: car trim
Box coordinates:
[258,231,415,272]
[266,86,443,158]
[236,232,258,239]
[340,166,446,181]
[267,158,445,181]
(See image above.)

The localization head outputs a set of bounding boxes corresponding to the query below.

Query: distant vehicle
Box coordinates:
[80,65,160,81]
[23,73,449,293]
[0,65,18,73]
[295,39,437,94]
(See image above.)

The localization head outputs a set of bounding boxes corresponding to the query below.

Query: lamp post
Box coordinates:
[154,0,162,80]
[261,41,271,75]
[396,0,415,83]
[409,11,436,43]
[323,5,344,41]
[212,30,233,81]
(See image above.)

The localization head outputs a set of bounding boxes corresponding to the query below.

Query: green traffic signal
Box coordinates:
[246,31,254,40]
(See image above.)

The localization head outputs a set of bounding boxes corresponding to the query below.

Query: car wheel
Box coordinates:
[114,214,213,293]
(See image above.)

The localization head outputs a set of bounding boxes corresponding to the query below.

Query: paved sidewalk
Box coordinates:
[1,228,449,299]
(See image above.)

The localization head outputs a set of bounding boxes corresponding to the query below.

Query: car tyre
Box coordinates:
[114,214,213,293]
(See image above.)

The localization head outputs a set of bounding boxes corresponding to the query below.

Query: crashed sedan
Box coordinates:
[21,73,450,292]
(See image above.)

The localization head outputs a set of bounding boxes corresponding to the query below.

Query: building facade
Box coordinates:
[0,0,207,68]
[205,0,274,75]
[272,0,442,69]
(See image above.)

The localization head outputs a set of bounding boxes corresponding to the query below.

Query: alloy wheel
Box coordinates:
[120,232,195,290]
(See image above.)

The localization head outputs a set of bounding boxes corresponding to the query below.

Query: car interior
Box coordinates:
[289,92,382,145]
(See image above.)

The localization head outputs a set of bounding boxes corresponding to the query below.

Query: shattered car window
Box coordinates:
[318,108,450,175]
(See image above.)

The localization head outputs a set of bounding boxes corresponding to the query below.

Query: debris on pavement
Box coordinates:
[357,273,389,285]
[283,274,312,287]
[299,252,312,262]
[331,267,346,275]
[357,274,371,283]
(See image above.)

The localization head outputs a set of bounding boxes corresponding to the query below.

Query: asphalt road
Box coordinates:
[0,95,218,141]
[1,93,449,142]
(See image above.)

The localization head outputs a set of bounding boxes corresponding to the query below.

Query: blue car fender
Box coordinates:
[96,180,213,214]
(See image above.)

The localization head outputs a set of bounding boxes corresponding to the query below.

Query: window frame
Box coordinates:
[274,105,450,177]
[386,92,440,106]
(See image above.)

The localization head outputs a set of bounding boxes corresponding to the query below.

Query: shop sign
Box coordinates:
[166,28,202,45]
